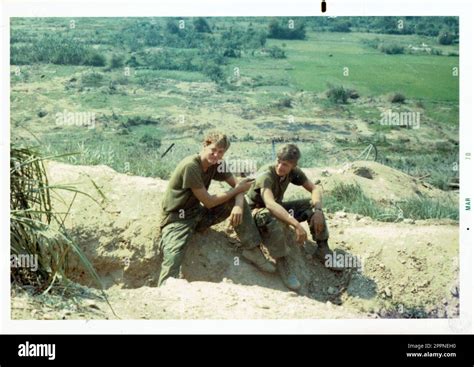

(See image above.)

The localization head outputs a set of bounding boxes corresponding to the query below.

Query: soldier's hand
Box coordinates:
[229,205,243,227]
[295,224,308,244]
[236,178,254,193]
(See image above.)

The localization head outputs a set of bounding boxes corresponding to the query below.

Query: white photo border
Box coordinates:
[1,0,472,334]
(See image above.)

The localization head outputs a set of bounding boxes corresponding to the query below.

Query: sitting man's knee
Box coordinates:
[264,220,290,258]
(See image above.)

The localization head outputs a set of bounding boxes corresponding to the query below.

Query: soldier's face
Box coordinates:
[203,143,226,165]
[276,159,296,176]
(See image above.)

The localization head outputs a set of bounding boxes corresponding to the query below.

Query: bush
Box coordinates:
[10,44,34,65]
[268,19,306,40]
[139,133,161,149]
[276,96,293,108]
[201,63,224,84]
[268,45,286,59]
[330,20,351,32]
[361,37,381,50]
[242,132,254,141]
[109,54,125,69]
[11,35,96,65]
[223,47,241,58]
[81,71,105,87]
[193,17,211,33]
[326,85,349,104]
[120,116,160,128]
[166,20,180,34]
[10,146,110,301]
[438,31,454,45]
[389,93,406,104]
[85,52,106,67]
[378,43,405,54]
[126,55,141,67]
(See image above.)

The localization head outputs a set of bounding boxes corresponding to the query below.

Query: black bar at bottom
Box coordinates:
[0,334,473,363]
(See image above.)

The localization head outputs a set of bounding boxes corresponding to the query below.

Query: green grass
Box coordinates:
[272,32,459,102]
[10,17,459,203]
[397,195,458,220]
[324,183,458,221]
[35,124,201,179]
[383,151,458,191]
[10,145,117,316]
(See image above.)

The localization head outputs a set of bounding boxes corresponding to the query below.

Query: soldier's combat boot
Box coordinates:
[314,240,344,272]
[277,257,301,291]
[242,247,276,273]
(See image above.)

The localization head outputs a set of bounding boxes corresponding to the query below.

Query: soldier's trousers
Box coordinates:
[157,198,261,286]
[252,199,329,259]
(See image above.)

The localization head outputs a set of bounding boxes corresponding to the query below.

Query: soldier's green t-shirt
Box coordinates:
[246,163,308,208]
[160,154,232,217]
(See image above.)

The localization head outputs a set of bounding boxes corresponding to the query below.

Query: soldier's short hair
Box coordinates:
[277,144,301,163]
[203,131,231,151]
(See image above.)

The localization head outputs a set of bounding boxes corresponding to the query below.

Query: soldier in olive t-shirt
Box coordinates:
[246,163,309,208]
[246,162,328,259]
[244,144,336,291]
[160,154,232,225]
[157,136,276,286]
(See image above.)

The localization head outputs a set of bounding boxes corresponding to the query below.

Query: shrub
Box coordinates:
[378,43,405,54]
[438,31,454,45]
[389,93,406,104]
[276,96,293,108]
[166,20,180,34]
[139,133,161,149]
[193,17,211,33]
[361,37,381,50]
[81,71,105,88]
[330,20,351,32]
[11,35,97,65]
[10,145,113,311]
[268,45,286,59]
[201,63,224,84]
[326,85,349,104]
[85,52,106,66]
[242,132,254,141]
[109,54,124,69]
[268,19,306,40]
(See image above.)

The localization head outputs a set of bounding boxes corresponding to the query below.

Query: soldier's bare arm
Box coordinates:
[302,180,323,210]
[225,175,245,226]
[191,178,253,209]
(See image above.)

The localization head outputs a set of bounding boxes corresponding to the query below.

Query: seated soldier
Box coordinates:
[246,143,338,291]
[157,132,276,286]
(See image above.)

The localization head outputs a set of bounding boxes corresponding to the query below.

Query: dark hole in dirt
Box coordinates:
[353,167,375,179]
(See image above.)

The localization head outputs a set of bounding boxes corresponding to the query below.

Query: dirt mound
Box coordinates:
[300,160,452,204]
[29,160,459,319]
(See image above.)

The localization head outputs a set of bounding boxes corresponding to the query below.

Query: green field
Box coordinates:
[10,17,459,193]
